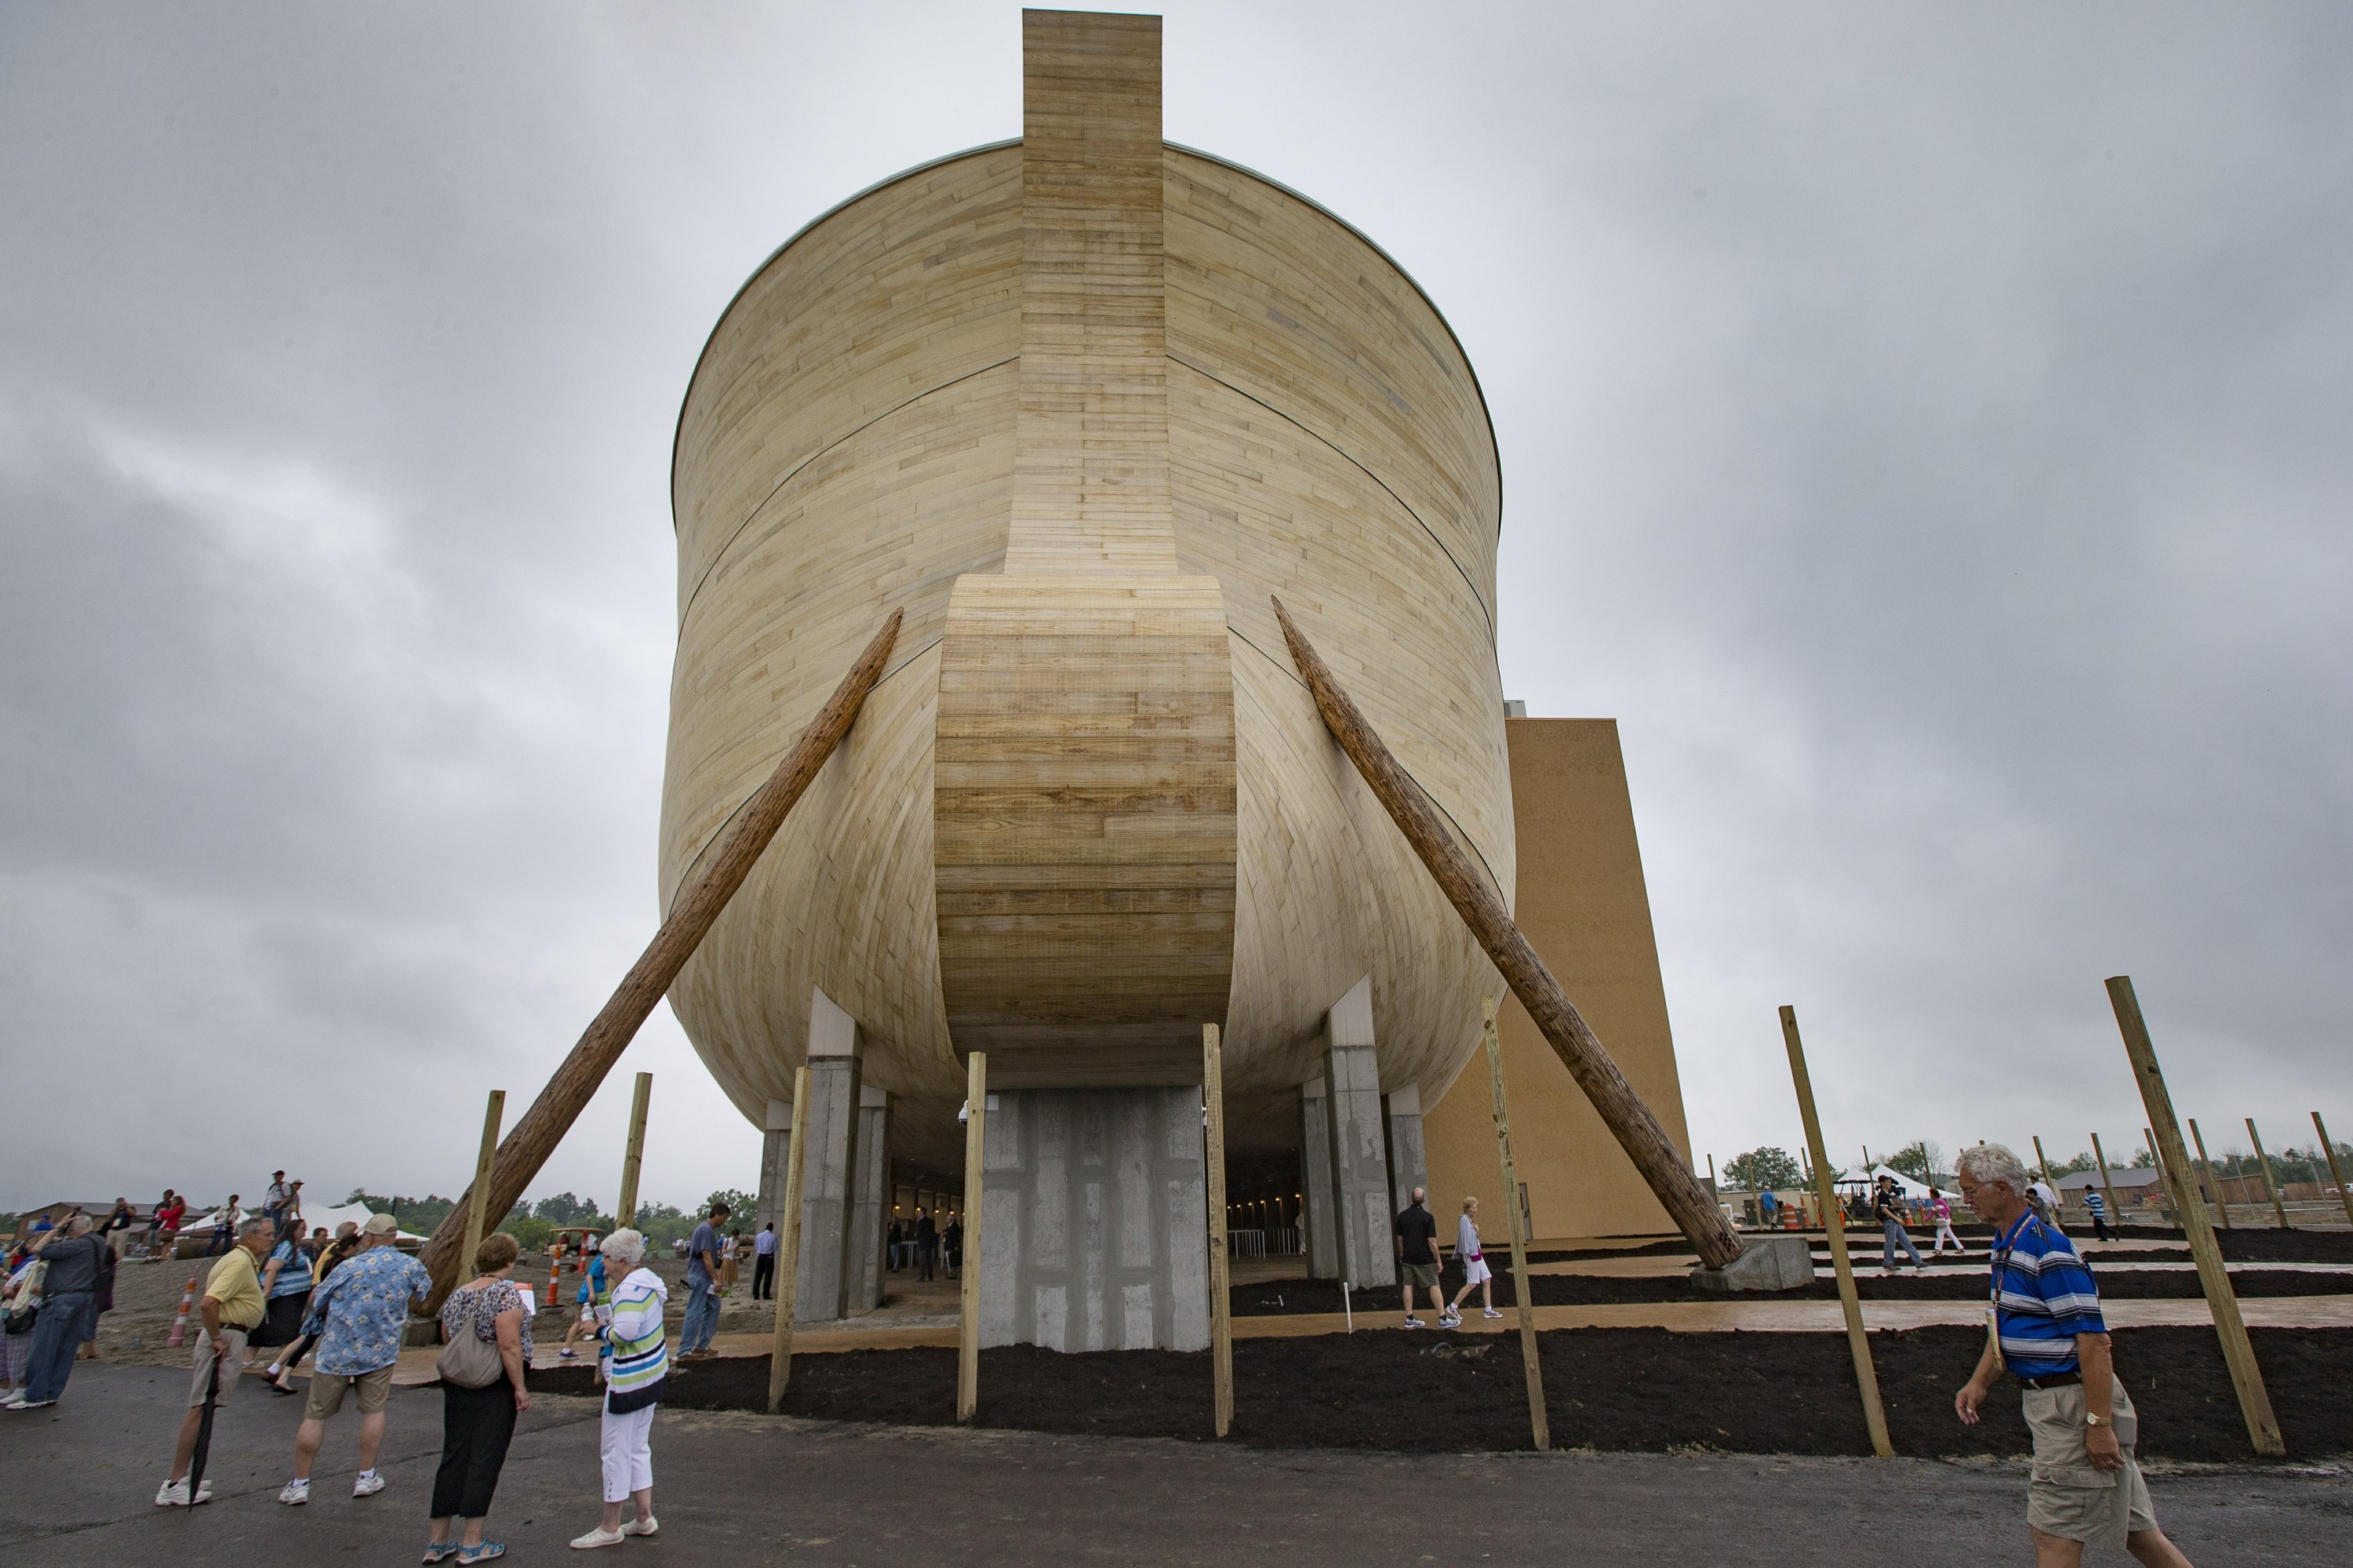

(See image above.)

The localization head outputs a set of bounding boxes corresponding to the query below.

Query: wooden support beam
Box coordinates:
[2189,1118,2231,1230]
[765,1065,811,1414]
[460,1090,505,1279]
[2090,1133,2120,1230]
[2246,1118,2289,1230]
[616,1072,652,1229]
[418,609,902,1305]
[2314,1112,2353,1231]
[958,1052,988,1424]
[1482,997,1550,1452]
[1272,597,1741,1270]
[1203,1024,1234,1439]
[1782,1004,1893,1459]
[2106,975,2284,1457]
[2031,1137,2060,1210]
[2144,1127,2177,1226]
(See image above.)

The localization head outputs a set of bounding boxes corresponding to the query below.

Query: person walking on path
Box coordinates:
[265,1220,362,1392]
[751,1224,777,1301]
[1953,1144,2195,1567]
[676,1202,726,1359]
[278,1213,430,1506]
[1876,1177,1927,1271]
[427,1230,533,1564]
[571,1229,663,1549]
[1757,1188,1780,1229]
[915,1209,938,1283]
[1929,1188,1964,1254]
[248,1224,315,1398]
[7,1213,109,1409]
[718,1231,740,1294]
[2081,1184,2114,1242]
[1444,1196,1502,1323]
[2027,1176,2061,1227]
[1392,1188,1446,1328]
[155,1215,273,1504]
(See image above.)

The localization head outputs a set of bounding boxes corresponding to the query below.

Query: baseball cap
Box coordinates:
[361,1213,399,1235]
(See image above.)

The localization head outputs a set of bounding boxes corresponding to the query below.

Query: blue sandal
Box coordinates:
[457,1544,505,1563]
[423,1544,458,1565]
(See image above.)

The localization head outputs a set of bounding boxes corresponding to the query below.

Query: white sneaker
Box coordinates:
[1402,1316,1426,1328]
[354,1471,387,1497]
[620,1517,659,1537]
[1438,1312,1461,1326]
[279,1478,311,1505]
[569,1526,627,1549]
[155,1477,214,1507]
[1482,1308,1504,1319]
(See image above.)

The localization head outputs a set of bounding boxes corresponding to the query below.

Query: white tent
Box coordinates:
[1833,1165,1944,1201]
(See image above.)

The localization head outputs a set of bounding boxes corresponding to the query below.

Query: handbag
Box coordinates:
[4,1261,45,1336]
[435,1290,508,1389]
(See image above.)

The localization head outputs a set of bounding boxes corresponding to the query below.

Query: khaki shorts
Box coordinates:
[188,1327,250,1408]
[304,1363,395,1421]
[2024,1381,2158,1545]
[1402,1262,1439,1289]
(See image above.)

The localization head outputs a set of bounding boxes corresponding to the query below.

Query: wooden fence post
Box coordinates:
[2031,1137,2060,1213]
[2106,976,2284,1457]
[2188,1118,2231,1230]
[2313,1112,2353,1230]
[764,1065,810,1414]
[1203,1025,1234,1438]
[2246,1119,2289,1230]
[461,1090,506,1279]
[616,1071,652,1228]
[1780,1005,1893,1458]
[958,1052,987,1424]
[1482,998,1549,1451]
[2089,1133,2120,1233]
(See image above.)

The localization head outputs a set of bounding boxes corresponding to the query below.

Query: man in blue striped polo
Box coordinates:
[1952,1144,2194,1567]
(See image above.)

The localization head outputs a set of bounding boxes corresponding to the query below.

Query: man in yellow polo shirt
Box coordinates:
[156,1216,274,1507]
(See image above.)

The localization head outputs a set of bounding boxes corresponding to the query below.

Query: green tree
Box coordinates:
[532,1192,612,1228]
[703,1188,758,1224]
[1722,1148,1802,1191]
[1885,1140,1948,1185]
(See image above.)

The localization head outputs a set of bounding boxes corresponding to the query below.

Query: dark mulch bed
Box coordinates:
[529,1326,2353,1460]
[2218,1228,2353,1263]
[1231,1266,2351,1316]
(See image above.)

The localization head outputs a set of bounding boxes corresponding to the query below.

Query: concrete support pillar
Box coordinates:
[755,1097,794,1238]
[794,987,864,1323]
[1325,977,1396,1288]
[979,1086,1209,1352]
[1300,1075,1338,1280]
[846,1086,889,1314]
[1384,1083,1428,1213]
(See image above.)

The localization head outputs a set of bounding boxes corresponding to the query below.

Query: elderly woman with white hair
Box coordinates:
[570,1228,664,1549]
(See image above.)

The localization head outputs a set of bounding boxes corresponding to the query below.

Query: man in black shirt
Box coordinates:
[1392,1188,1444,1328]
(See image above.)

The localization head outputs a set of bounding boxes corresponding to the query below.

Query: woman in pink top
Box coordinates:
[1928,1188,1963,1254]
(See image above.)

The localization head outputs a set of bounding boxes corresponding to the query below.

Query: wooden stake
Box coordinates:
[1272,598,1740,1270]
[764,1065,810,1414]
[1202,1025,1234,1438]
[1481,997,1550,1452]
[2090,1133,2120,1230]
[419,609,902,1306]
[2189,1118,2231,1230]
[2143,1127,2177,1227]
[1781,1004,1893,1459]
[2106,976,2284,1457]
[958,1052,987,1424]
[2246,1118,2289,1230]
[616,1072,652,1229]
[460,1090,506,1280]
[2313,1112,2353,1230]
[2031,1136,2060,1207]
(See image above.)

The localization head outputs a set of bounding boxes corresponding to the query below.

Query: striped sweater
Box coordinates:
[602,1265,668,1413]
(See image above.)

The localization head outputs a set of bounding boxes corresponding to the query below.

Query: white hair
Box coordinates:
[600,1228,646,1266]
[1953,1143,2030,1192]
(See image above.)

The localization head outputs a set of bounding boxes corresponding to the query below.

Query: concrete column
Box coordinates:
[794,987,864,1323]
[1325,977,1396,1288]
[755,1097,793,1238]
[1384,1083,1428,1213]
[845,1086,889,1314]
[980,1086,1209,1352]
[1300,1076,1337,1280]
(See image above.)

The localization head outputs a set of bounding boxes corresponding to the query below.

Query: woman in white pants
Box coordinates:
[1929,1188,1964,1254]
[571,1231,664,1550]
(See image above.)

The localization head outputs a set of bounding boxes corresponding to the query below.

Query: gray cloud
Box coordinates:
[3,2,2348,1211]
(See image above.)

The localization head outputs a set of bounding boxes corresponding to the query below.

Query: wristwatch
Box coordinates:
[2084,1413,2112,1428]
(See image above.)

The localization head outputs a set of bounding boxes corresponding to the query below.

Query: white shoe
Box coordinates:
[1482,1308,1504,1319]
[155,1478,214,1507]
[354,1471,387,1497]
[569,1526,627,1549]
[620,1517,659,1537]
[279,1478,311,1505]
[1402,1316,1426,1328]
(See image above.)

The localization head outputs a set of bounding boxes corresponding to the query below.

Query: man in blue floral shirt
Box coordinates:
[276,1213,430,1506]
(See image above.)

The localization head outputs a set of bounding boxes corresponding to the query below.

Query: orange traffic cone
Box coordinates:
[166,1275,198,1347]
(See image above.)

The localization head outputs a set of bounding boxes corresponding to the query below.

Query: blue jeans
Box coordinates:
[1882,1220,1924,1270]
[24,1291,93,1402]
[681,1274,717,1353]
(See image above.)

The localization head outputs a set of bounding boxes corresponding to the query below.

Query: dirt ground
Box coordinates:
[531,1324,2353,1461]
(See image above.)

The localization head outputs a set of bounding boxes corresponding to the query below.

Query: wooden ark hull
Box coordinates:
[662,128,1511,1171]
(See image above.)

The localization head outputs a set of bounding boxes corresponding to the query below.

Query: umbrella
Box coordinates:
[186,1352,221,1505]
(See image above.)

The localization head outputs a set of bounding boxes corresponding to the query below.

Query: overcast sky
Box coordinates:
[4,4,2348,1216]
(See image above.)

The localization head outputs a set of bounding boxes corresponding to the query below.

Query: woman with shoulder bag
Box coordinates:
[1,1255,44,1401]
[427,1231,533,1564]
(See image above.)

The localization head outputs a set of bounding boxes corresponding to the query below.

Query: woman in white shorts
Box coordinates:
[1444,1197,1503,1325]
